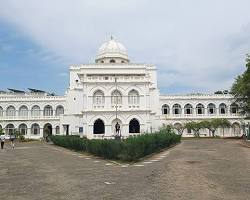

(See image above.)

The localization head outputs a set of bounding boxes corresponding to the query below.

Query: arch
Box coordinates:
[232,122,241,136]
[207,103,216,115]
[55,105,64,116]
[111,90,122,105]
[0,106,3,116]
[31,123,40,135]
[5,124,15,135]
[19,105,28,117]
[110,59,116,63]
[31,105,40,116]
[93,119,105,134]
[172,104,182,115]
[129,118,140,133]
[184,104,193,115]
[43,123,52,137]
[55,126,60,134]
[6,105,16,117]
[93,90,105,105]
[128,89,139,104]
[230,103,238,114]
[162,104,170,115]
[196,103,205,115]
[19,123,27,135]
[44,105,53,116]
[219,103,227,115]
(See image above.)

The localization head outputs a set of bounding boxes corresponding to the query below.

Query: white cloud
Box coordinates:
[0,0,250,93]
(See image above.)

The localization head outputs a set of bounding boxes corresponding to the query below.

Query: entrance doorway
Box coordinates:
[43,123,52,137]
[93,119,105,134]
[129,118,140,133]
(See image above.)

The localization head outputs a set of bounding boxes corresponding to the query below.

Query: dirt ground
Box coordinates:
[0,139,249,200]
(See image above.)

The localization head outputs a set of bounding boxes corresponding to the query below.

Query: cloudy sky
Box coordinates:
[0,0,250,95]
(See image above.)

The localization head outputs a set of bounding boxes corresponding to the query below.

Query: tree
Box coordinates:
[173,123,185,135]
[185,121,203,137]
[219,118,231,137]
[203,119,231,137]
[231,54,250,117]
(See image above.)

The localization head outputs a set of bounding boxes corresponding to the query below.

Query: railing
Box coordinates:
[0,115,60,120]
[162,113,241,118]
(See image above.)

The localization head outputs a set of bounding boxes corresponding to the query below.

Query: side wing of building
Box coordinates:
[158,94,244,137]
[0,92,66,139]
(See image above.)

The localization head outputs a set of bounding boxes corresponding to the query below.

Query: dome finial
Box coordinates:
[110,35,113,40]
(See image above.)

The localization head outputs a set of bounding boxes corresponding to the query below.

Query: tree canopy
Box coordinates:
[231,54,250,117]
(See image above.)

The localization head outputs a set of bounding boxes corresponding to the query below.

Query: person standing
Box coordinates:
[0,133,5,149]
[10,133,15,149]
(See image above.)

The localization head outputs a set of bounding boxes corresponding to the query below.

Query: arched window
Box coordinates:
[230,103,238,114]
[173,104,181,115]
[6,106,16,117]
[56,106,64,116]
[232,122,241,136]
[196,103,204,115]
[31,105,40,116]
[219,103,227,115]
[128,90,139,105]
[19,105,28,117]
[110,59,116,63]
[129,118,140,133]
[5,124,15,135]
[43,123,52,137]
[93,119,105,134]
[184,104,193,115]
[162,104,170,115]
[44,105,53,116]
[111,90,122,105]
[19,124,27,135]
[56,126,60,134]
[31,123,40,135]
[207,103,216,115]
[0,106,3,116]
[93,90,105,105]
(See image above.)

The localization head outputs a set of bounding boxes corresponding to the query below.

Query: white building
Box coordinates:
[0,38,245,139]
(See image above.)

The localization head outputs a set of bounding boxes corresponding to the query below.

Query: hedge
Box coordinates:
[50,129,181,162]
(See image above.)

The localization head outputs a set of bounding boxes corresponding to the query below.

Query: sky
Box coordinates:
[0,0,250,95]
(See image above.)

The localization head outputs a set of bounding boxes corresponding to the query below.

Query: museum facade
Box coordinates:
[0,38,244,139]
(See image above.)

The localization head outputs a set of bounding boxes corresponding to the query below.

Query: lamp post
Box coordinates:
[114,75,121,139]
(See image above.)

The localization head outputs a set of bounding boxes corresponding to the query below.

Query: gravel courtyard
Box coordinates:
[0,139,249,200]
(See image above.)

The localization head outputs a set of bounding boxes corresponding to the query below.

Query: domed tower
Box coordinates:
[95,36,129,64]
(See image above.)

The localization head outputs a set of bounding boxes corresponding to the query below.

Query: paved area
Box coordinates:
[0,139,250,200]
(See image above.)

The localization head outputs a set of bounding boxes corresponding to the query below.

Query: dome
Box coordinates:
[95,37,129,63]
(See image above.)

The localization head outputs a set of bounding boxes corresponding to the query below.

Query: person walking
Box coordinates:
[0,133,5,149]
[10,133,15,149]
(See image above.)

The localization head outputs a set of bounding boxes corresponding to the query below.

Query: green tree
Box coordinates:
[185,121,203,137]
[231,54,250,117]
[202,119,231,137]
[219,118,231,137]
[173,123,185,135]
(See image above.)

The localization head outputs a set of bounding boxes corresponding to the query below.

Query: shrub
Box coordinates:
[50,129,181,162]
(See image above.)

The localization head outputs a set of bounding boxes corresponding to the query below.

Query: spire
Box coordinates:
[110,35,114,40]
